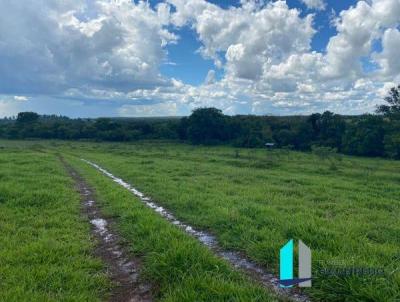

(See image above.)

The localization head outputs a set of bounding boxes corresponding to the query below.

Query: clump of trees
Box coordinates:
[1,85,399,159]
[1,114,180,141]
[377,84,400,159]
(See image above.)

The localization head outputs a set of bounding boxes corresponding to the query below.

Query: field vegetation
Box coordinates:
[1,140,399,301]
[0,142,277,302]
[0,148,109,301]
[63,141,400,301]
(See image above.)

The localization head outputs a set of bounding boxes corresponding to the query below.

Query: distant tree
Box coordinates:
[94,118,118,131]
[177,117,189,140]
[16,112,39,124]
[293,122,313,150]
[233,116,273,148]
[342,115,385,157]
[376,84,400,117]
[307,111,345,150]
[0,106,397,160]
[14,112,40,138]
[377,84,400,159]
[154,122,178,139]
[274,128,295,147]
[308,113,321,132]
[383,131,400,159]
[187,108,229,144]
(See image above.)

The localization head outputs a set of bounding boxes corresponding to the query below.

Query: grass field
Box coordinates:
[0,142,277,301]
[1,140,399,301]
[0,149,109,301]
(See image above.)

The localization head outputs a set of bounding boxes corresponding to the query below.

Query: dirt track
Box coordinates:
[81,158,310,302]
[60,156,152,302]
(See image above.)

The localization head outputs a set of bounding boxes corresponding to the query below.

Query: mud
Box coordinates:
[60,157,152,302]
[82,159,310,302]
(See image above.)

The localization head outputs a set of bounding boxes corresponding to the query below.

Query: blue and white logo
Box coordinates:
[280,239,312,287]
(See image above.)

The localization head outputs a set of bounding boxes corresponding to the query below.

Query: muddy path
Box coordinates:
[60,156,152,302]
[82,159,310,302]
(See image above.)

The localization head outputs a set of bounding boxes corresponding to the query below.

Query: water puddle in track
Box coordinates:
[61,157,152,302]
[82,159,310,302]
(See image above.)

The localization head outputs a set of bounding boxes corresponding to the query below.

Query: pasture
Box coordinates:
[0,140,399,301]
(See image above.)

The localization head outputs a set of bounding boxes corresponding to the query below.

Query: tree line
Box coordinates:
[1,85,399,159]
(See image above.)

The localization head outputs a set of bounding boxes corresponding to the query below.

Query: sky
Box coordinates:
[0,0,400,118]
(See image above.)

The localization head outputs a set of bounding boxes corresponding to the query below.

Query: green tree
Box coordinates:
[15,112,40,138]
[233,116,273,148]
[16,112,39,124]
[187,108,229,144]
[376,84,400,117]
[377,84,400,158]
[309,111,345,149]
[342,115,385,157]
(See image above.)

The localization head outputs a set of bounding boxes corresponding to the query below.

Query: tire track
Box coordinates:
[61,157,152,302]
[81,158,310,302]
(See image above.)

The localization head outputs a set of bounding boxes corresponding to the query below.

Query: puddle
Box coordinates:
[91,218,107,232]
[90,218,114,242]
[82,159,309,302]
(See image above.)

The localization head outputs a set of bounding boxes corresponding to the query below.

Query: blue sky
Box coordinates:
[0,0,399,117]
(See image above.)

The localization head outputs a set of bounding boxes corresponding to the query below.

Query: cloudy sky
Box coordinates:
[0,0,399,117]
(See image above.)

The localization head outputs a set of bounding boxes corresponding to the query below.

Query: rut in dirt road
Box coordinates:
[82,159,310,302]
[60,157,152,302]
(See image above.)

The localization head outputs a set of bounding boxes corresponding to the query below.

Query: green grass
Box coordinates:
[0,141,277,302]
[59,140,400,302]
[1,140,399,301]
[0,148,109,301]
[65,154,277,302]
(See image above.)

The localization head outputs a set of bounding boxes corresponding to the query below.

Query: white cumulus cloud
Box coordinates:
[374,28,400,77]
[169,0,315,80]
[13,96,29,101]
[0,0,177,95]
[1,0,400,117]
[300,0,326,11]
